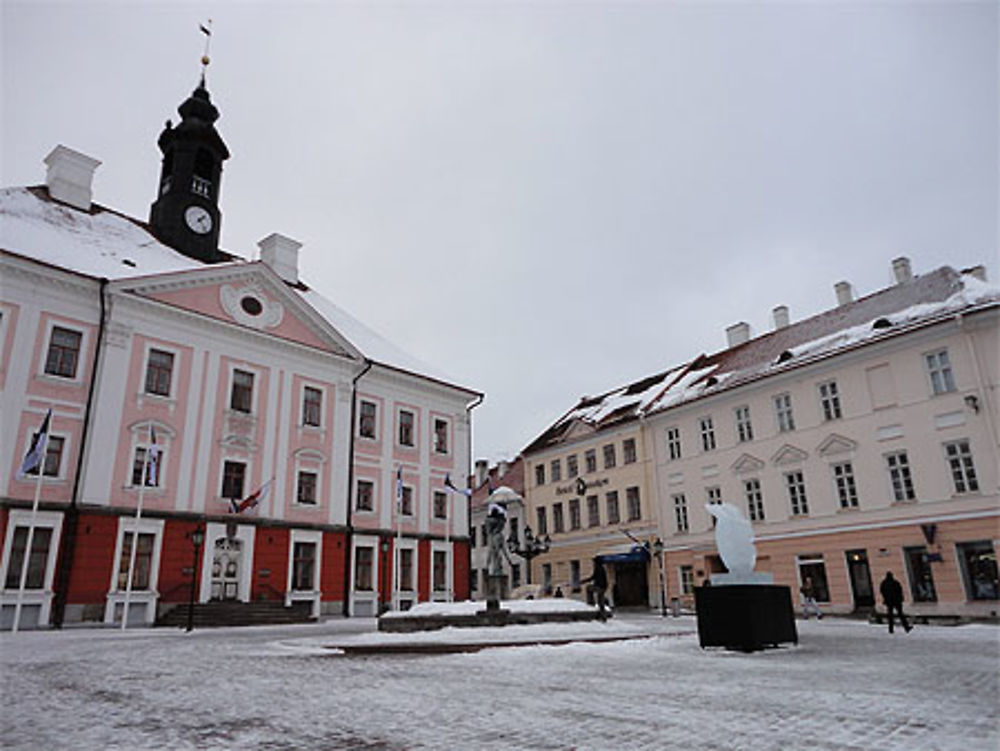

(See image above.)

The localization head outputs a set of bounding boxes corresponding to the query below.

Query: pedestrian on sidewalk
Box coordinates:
[879,571,912,634]
[582,557,608,621]
[800,576,823,620]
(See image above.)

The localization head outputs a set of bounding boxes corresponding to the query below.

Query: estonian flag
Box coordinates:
[443,473,472,498]
[395,467,403,511]
[17,409,52,479]
[146,425,161,487]
[231,479,272,514]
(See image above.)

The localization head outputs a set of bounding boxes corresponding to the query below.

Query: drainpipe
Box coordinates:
[342,358,373,617]
[51,277,109,627]
[464,393,485,595]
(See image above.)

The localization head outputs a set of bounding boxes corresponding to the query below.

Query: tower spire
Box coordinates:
[199,19,213,85]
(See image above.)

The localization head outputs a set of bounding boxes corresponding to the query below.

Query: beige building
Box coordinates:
[524,415,663,607]
[523,258,998,619]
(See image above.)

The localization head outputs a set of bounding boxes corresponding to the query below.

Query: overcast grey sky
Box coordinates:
[3,1,997,462]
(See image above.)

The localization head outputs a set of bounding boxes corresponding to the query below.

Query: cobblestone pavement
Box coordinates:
[2,615,997,750]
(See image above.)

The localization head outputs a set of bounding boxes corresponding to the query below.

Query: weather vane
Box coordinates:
[199,19,213,82]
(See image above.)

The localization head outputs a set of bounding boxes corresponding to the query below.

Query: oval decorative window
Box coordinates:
[240,296,263,316]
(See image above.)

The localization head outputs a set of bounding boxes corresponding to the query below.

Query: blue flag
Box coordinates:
[17,409,52,479]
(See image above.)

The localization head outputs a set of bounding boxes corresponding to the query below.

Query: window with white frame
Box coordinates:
[353,546,373,590]
[553,502,565,533]
[924,349,956,395]
[296,470,318,505]
[24,434,65,478]
[536,506,547,535]
[144,348,175,397]
[679,565,694,595]
[44,325,82,379]
[433,550,447,592]
[832,462,859,509]
[535,463,545,485]
[744,479,764,521]
[626,486,641,521]
[566,454,578,477]
[433,491,448,520]
[587,495,600,527]
[885,451,916,502]
[673,493,689,533]
[4,526,54,589]
[292,541,317,590]
[818,380,842,421]
[358,400,377,439]
[398,409,415,447]
[116,532,155,589]
[706,486,722,505]
[551,458,562,482]
[944,440,979,494]
[433,418,449,454]
[221,460,246,500]
[130,445,161,488]
[785,470,809,516]
[230,369,254,413]
[584,449,597,473]
[603,444,616,469]
[666,427,682,460]
[774,393,795,432]
[623,438,637,464]
[735,405,753,442]
[699,417,716,451]
[606,491,620,525]
[302,386,322,427]
[569,498,581,530]
[399,486,414,516]
[356,479,374,511]
[399,548,415,591]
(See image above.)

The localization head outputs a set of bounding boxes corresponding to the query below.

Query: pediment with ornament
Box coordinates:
[771,444,809,466]
[817,433,858,457]
[730,453,765,475]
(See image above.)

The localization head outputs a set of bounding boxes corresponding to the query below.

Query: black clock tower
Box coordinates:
[149,76,230,263]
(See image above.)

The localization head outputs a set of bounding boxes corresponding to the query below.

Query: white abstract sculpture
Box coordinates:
[706,502,761,582]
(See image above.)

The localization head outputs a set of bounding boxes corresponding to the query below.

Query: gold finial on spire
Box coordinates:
[199,19,213,79]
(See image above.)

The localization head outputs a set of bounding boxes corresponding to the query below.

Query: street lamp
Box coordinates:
[186,525,204,632]
[652,537,667,617]
[507,524,551,586]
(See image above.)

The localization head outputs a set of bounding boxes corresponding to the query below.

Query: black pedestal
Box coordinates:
[694,584,797,652]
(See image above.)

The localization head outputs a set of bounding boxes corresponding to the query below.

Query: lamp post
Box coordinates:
[652,537,667,617]
[186,526,204,633]
[507,524,551,586]
[380,538,390,614]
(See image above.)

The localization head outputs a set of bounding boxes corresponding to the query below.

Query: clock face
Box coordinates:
[184,205,213,234]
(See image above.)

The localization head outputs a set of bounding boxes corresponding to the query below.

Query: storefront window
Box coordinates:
[957,541,998,600]
[903,546,937,602]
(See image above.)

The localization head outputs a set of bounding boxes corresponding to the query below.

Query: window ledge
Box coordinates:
[292,503,321,510]
[36,372,83,387]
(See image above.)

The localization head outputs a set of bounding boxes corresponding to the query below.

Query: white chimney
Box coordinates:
[258,233,301,284]
[474,459,489,487]
[44,145,101,211]
[834,281,854,306]
[726,322,751,348]
[772,305,789,330]
[892,256,913,285]
[497,460,509,479]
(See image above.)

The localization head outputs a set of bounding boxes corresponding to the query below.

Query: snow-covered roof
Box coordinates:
[0,186,476,393]
[525,265,998,454]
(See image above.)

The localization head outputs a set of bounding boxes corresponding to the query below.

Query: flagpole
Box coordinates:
[11,446,47,634]
[121,421,153,629]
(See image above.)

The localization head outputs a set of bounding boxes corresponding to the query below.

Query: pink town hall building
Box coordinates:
[0,78,481,629]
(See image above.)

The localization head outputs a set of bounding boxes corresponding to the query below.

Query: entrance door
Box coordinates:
[211,538,242,600]
[845,549,874,609]
[612,561,649,607]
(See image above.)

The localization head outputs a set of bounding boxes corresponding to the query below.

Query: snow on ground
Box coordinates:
[1,614,997,750]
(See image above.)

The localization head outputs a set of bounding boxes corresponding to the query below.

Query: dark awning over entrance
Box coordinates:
[598,544,650,564]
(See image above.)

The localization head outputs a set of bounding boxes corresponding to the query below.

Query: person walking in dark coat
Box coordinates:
[582,558,609,621]
[879,571,912,634]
